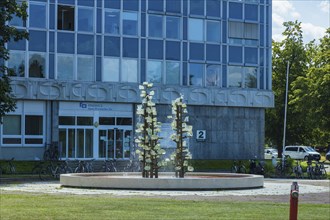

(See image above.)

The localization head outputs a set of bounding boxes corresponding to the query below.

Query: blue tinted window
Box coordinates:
[123,38,139,58]
[50,4,55,29]
[183,42,187,61]
[29,31,46,52]
[96,57,101,81]
[148,40,163,59]
[105,0,120,9]
[222,45,227,64]
[207,21,220,42]
[166,0,181,13]
[105,10,120,34]
[58,0,74,5]
[188,18,203,41]
[29,3,46,28]
[78,0,94,6]
[97,0,102,8]
[49,54,54,79]
[260,48,264,66]
[260,5,264,23]
[96,35,102,55]
[141,39,146,58]
[245,47,258,64]
[149,0,163,11]
[149,15,163,38]
[78,8,94,32]
[166,41,180,60]
[229,46,242,63]
[245,4,258,21]
[123,12,138,36]
[229,2,242,19]
[104,36,120,56]
[124,0,139,11]
[141,13,146,37]
[97,9,102,33]
[166,16,181,39]
[206,44,220,62]
[189,63,203,86]
[57,33,74,54]
[190,0,204,16]
[206,0,220,17]
[8,38,25,50]
[190,43,204,60]
[49,32,54,52]
[77,34,94,55]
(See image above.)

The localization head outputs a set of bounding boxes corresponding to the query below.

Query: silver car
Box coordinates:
[264,148,278,159]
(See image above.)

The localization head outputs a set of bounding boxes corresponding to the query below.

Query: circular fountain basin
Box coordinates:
[60,172,263,190]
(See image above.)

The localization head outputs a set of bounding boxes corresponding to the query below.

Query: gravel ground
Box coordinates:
[1,178,329,204]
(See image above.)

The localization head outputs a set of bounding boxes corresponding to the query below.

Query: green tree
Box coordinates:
[266,21,308,156]
[0,0,28,122]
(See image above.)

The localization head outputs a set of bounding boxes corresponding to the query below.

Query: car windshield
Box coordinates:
[306,147,316,152]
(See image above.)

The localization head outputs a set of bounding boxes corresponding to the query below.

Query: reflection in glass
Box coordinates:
[77,56,94,81]
[123,12,138,36]
[147,60,162,83]
[3,115,21,135]
[206,64,221,86]
[228,66,242,87]
[29,30,47,52]
[103,57,119,82]
[245,67,257,88]
[206,0,221,17]
[207,21,220,42]
[188,18,203,41]
[57,54,74,80]
[68,129,75,158]
[116,129,123,158]
[57,5,75,31]
[77,34,94,55]
[104,10,120,34]
[190,0,204,16]
[77,129,84,158]
[229,2,243,19]
[59,129,67,158]
[29,53,46,78]
[29,3,46,28]
[166,16,180,39]
[7,51,25,77]
[122,59,138,82]
[149,15,163,38]
[189,63,203,86]
[166,61,180,85]
[245,47,258,64]
[85,129,93,158]
[57,32,75,54]
[78,8,93,32]
[229,46,242,63]
[124,130,132,158]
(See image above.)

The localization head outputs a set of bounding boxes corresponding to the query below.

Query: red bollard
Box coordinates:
[289,182,299,220]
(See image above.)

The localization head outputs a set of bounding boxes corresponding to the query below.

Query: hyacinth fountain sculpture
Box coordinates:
[135,82,165,178]
[168,95,194,178]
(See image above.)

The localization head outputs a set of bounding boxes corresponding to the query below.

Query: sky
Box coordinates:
[272,0,330,43]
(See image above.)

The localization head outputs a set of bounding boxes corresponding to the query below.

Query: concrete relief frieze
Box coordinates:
[86,84,108,101]
[160,87,181,103]
[117,85,139,102]
[188,89,209,105]
[10,80,29,99]
[38,82,61,99]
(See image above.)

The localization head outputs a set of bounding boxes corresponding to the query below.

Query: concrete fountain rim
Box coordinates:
[60,172,264,190]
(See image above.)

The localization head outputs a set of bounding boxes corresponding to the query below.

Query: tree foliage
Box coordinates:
[266,21,330,154]
[0,0,28,121]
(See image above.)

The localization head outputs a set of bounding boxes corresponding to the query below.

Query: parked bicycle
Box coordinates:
[292,160,303,179]
[39,161,62,180]
[275,156,292,177]
[231,160,246,173]
[74,159,94,173]
[43,143,59,161]
[249,158,264,175]
[311,161,327,179]
[0,157,16,175]
[102,159,117,172]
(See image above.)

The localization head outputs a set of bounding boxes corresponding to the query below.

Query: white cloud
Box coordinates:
[301,23,327,42]
[319,1,330,13]
[272,13,285,27]
[291,11,301,19]
[272,0,294,14]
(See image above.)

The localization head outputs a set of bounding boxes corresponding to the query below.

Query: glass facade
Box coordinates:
[6,0,271,88]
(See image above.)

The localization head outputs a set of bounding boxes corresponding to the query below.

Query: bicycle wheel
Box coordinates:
[240,166,247,174]
[43,150,51,161]
[231,166,237,173]
[39,169,50,181]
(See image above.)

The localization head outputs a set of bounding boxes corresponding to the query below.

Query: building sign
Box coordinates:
[79,102,112,111]
[196,130,206,141]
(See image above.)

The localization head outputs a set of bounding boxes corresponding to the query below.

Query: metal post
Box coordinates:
[289,182,299,220]
[282,61,290,168]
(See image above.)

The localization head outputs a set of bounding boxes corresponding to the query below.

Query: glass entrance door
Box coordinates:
[99,128,132,159]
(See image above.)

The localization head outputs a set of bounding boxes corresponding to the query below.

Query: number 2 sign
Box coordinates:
[196,130,206,141]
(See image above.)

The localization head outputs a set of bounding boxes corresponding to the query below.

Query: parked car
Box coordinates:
[283,146,321,161]
[326,151,330,161]
[264,148,278,159]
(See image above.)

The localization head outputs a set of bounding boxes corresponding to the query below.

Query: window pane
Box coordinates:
[29,53,46,78]
[104,36,120,56]
[207,21,220,42]
[57,32,75,53]
[77,117,93,125]
[149,0,164,11]
[105,0,120,9]
[149,15,163,38]
[123,38,139,58]
[29,30,47,52]
[206,0,220,17]
[206,64,220,86]
[245,67,257,88]
[25,138,43,144]
[3,115,21,135]
[228,21,244,38]
[206,44,220,62]
[189,63,203,86]
[245,4,258,21]
[229,46,242,63]
[244,23,258,39]
[148,40,163,59]
[166,41,180,60]
[245,47,258,64]
[7,51,25,77]
[123,12,138,36]
[58,5,74,31]
[229,2,243,19]
[9,14,26,27]
[78,0,94,7]
[7,38,26,51]
[190,43,204,60]
[77,56,94,81]
[57,54,74,80]
[104,10,120,34]
[166,61,180,85]
[147,60,162,83]
[59,116,75,125]
[228,66,242,87]
[99,117,115,125]
[29,3,46,28]
[123,0,138,11]
[25,115,43,135]
[77,34,94,55]
[166,16,180,39]
[103,57,119,82]
[78,8,94,32]
[122,59,138,82]
[188,18,203,41]
[166,0,181,13]
[190,0,204,16]
[117,118,132,125]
